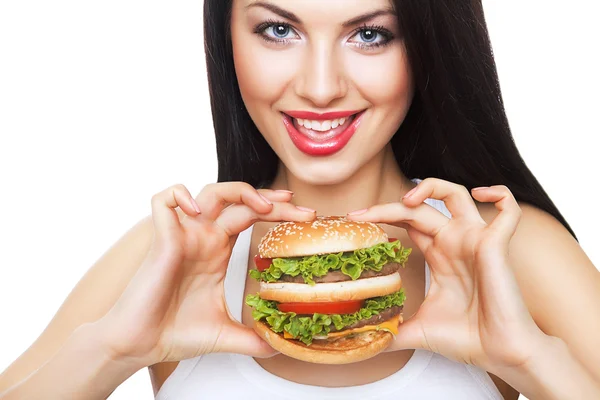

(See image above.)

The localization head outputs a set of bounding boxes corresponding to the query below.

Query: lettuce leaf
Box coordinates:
[251,240,411,285]
[245,289,406,345]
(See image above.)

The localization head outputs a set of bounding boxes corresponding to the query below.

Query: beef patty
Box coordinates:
[329,305,404,333]
[279,262,401,284]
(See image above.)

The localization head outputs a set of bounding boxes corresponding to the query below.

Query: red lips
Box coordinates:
[285,110,362,120]
[282,110,366,157]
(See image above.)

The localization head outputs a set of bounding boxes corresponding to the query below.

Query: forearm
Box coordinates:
[492,335,600,400]
[0,322,143,400]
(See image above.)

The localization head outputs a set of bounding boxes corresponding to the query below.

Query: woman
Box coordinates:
[1,0,599,399]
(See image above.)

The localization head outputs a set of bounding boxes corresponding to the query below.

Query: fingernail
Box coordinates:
[275,189,294,195]
[259,194,272,205]
[190,198,201,213]
[472,186,489,191]
[403,187,418,199]
[348,208,368,216]
[296,206,315,213]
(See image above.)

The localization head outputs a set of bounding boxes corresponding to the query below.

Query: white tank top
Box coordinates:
[155,198,503,400]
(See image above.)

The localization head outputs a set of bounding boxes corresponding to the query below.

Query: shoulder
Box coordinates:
[475,201,600,370]
[475,201,596,290]
[476,201,586,269]
[477,201,579,251]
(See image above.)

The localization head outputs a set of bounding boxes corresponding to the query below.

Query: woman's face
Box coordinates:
[231,0,413,185]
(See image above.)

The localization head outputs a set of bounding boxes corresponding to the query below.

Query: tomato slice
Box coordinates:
[388,237,400,251]
[277,300,364,315]
[254,255,272,272]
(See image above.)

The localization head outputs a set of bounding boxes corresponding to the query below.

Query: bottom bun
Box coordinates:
[254,320,394,364]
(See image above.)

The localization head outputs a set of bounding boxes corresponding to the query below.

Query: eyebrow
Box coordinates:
[246,2,396,27]
[246,2,301,24]
[342,9,396,27]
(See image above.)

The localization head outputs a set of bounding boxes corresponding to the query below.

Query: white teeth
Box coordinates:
[295,116,351,132]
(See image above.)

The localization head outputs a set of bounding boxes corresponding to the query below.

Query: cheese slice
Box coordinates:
[283,314,401,340]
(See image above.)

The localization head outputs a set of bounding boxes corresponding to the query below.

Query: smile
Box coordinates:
[282,110,366,156]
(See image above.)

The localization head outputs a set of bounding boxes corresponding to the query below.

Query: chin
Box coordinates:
[283,157,361,186]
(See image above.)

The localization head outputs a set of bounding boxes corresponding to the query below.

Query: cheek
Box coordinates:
[232,38,298,106]
[345,46,412,106]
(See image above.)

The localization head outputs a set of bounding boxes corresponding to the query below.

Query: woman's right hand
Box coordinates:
[95,182,316,367]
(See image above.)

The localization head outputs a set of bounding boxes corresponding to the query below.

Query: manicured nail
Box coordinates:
[190,198,201,213]
[403,187,418,199]
[259,194,272,205]
[275,189,294,195]
[348,208,368,216]
[472,186,489,191]
[296,206,315,213]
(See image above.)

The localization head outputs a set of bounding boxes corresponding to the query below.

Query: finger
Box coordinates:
[406,226,434,254]
[214,188,295,234]
[347,202,449,237]
[217,321,279,358]
[258,189,294,203]
[403,178,482,221]
[218,189,294,248]
[384,314,428,352]
[215,202,317,237]
[195,182,272,221]
[197,187,293,222]
[471,185,522,245]
[151,184,200,241]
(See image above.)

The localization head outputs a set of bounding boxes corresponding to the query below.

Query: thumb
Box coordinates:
[386,315,429,353]
[216,320,279,358]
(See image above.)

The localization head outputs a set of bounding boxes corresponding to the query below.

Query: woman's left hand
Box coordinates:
[347,178,547,373]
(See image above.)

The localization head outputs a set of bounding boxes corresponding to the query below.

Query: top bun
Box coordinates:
[258,216,388,258]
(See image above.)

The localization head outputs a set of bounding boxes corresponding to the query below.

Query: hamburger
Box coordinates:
[245,216,411,364]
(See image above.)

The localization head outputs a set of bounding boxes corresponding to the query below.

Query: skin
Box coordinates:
[1,0,599,399]
[232,0,433,387]
[212,0,600,396]
[234,0,414,189]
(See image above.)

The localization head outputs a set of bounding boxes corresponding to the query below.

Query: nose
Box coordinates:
[294,42,347,108]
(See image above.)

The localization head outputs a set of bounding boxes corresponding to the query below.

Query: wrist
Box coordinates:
[492,334,599,400]
[60,323,143,399]
[82,319,151,371]
[0,322,144,400]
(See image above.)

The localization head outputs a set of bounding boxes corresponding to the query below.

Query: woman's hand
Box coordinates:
[347,178,545,373]
[97,182,316,367]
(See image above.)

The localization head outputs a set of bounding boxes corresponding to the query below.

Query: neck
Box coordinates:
[268,145,414,217]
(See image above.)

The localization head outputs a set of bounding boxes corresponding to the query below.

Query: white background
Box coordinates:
[0,1,598,399]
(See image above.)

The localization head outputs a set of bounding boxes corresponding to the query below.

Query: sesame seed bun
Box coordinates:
[258,216,388,258]
[254,320,395,364]
[259,272,402,302]
[249,216,406,364]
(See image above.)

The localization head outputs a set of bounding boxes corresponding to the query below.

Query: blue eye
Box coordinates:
[359,29,379,43]
[255,21,299,43]
[271,24,290,39]
[349,25,394,50]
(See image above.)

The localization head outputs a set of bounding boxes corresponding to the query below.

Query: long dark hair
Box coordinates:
[203,0,576,238]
